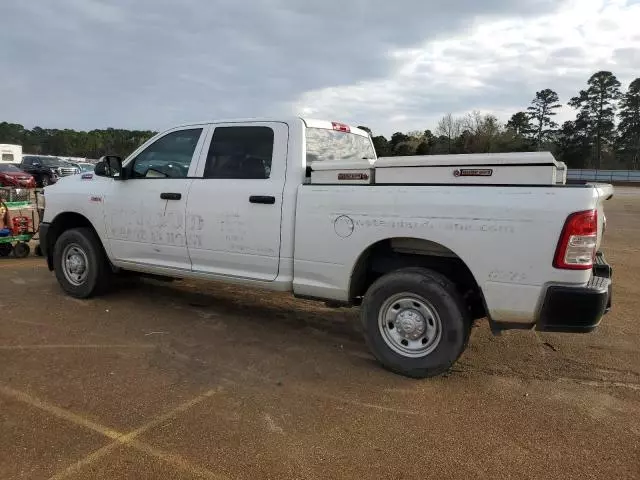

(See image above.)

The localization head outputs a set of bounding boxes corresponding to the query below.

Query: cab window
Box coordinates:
[203,126,274,179]
[130,128,203,179]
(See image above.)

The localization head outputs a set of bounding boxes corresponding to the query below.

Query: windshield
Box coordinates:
[305,128,376,165]
[42,157,68,166]
[0,164,22,173]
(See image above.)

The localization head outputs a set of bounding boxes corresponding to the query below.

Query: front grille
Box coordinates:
[58,168,78,176]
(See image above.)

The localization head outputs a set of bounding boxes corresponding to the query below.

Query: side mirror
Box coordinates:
[95,155,124,179]
[33,162,41,168]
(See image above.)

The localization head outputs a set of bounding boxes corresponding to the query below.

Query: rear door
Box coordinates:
[186,121,288,281]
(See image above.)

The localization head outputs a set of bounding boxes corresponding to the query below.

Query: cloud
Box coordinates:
[0,0,638,136]
[295,0,640,135]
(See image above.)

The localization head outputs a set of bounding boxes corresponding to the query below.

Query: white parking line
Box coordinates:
[0,384,225,480]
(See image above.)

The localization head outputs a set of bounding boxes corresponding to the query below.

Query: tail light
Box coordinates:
[331,122,350,133]
[553,209,598,270]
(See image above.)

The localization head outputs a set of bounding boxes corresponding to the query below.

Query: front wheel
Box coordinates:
[53,227,111,298]
[40,175,50,187]
[361,267,471,378]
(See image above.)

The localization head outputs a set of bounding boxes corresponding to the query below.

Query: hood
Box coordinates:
[1,170,32,178]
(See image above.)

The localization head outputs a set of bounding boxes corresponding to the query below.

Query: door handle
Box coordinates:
[160,192,182,200]
[249,195,276,205]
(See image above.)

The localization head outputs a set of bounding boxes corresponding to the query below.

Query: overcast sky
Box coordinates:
[2,0,639,136]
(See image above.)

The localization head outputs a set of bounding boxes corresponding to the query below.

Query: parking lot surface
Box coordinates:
[1,189,639,479]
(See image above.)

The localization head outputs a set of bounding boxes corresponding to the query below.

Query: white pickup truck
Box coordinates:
[39,117,614,378]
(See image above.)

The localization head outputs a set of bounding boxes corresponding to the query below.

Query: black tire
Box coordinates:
[40,175,51,187]
[53,227,112,298]
[0,244,12,257]
[13,242,30,258]
[361,267,471,379]
[34,244,43,256]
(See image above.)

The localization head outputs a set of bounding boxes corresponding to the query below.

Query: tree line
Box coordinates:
[1,70,639,169]
[0,124,156,160]
[359,71,640,169]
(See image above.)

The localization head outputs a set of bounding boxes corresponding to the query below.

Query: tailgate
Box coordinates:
[593,183,614,250]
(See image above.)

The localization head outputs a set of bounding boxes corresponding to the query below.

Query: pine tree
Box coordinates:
[569,71,621,168]
[618,78,640,168]
[527,89,561,149]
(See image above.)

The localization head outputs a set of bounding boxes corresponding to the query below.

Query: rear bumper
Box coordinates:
[536,252,612,333]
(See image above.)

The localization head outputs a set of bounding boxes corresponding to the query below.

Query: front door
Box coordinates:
[186,122,288,281]
[103,126,208,271]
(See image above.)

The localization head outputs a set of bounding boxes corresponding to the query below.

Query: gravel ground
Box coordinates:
[0,188,638,479]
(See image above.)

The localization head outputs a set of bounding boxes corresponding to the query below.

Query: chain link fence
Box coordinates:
[567,169,640,184]
[0,187,44,206]
[0,186,35,202]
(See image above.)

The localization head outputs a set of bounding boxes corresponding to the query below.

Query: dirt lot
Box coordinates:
[1,189,639,480]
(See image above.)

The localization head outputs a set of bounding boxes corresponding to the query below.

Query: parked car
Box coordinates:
[20,155,80,187]
[68,161,96,173]
[0,163,36,188]
[38,117,613,378]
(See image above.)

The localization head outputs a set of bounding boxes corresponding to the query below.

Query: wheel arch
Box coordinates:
[348,236,488,320]
[45,212,109,271]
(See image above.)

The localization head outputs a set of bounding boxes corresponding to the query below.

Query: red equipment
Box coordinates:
[11,215,32,236]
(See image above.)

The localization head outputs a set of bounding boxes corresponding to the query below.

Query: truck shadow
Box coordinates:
[113,277,365,345]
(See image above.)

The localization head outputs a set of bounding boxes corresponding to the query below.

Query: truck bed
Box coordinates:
[292,182,607,327]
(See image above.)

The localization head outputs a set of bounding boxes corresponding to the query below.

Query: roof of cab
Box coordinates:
[173,117,370,137]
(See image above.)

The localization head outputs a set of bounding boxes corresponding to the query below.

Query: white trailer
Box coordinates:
[0,144,22,164]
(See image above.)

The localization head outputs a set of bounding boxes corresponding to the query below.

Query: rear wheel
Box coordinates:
[0,244,12,257]
[53,228,112,298]
[361,267,471,378]
[40,175,51,187]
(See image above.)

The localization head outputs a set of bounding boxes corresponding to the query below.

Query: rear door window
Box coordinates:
[203,126,274,179]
